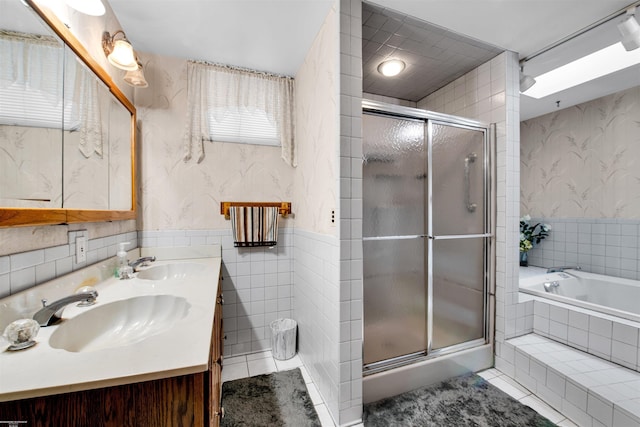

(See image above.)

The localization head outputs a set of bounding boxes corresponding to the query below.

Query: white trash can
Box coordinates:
[270,318,297,360]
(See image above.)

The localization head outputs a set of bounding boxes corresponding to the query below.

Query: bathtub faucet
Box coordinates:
[546,265,582,273]
[543,281,560,292]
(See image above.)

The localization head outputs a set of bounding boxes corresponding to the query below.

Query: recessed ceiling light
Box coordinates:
[377,59,405,77]
[522,42,640,99]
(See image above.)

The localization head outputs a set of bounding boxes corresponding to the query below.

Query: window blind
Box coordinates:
[208,107,280,146]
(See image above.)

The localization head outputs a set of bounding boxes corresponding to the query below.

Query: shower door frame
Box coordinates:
[362,99,496,375]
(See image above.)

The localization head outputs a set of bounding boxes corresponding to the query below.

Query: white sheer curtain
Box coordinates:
[185,61,296,166]
[66,53,104,158]
[0,30,103,158]
[0,31,62,97]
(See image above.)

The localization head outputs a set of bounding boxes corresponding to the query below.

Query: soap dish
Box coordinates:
[7,340,36,351]
[3,318,39,351]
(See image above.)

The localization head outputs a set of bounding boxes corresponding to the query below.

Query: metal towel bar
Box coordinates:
[220,202,291,220]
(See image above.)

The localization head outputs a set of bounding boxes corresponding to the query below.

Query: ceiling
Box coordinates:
[108,0,334,76]
[108,0,639,119]
[1,0,53,35]
[362,2,503,102]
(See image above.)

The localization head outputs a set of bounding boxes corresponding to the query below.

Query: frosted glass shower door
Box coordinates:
[363,113,427,366]
[429,122,488,351]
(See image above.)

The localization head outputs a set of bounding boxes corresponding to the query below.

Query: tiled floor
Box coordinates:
[221,350,339,427]
[222,352,574,426]
[478,368,579,426]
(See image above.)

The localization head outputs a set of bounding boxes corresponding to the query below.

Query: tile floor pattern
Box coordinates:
[222,351,578,427]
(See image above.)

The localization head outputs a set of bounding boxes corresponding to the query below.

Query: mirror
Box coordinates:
[0,0,135,227]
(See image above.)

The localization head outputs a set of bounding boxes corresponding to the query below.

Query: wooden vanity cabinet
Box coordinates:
[210,278,224,425]
[0,281,224,426]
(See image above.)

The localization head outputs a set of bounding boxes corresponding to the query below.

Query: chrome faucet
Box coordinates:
[129,256,156,271]
[543,281,560,292]
[546,265,582,273]
[33,290,98,327]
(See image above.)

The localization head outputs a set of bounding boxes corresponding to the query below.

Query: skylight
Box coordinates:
[522,42,640,99]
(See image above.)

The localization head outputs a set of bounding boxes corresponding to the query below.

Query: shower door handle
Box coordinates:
[428,233,492,240]
[464,152,477,213]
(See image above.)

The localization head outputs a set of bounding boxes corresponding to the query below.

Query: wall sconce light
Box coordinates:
[124,60,149,88]
[102,31,138,71]
[618,7,640,51]
[377,59,406,77]
[519,64,536,92]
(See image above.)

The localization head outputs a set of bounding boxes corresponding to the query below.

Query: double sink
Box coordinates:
[0,248,222,402]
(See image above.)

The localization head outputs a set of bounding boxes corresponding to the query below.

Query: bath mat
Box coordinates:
[220,368,320,427]
[364,373,557,427]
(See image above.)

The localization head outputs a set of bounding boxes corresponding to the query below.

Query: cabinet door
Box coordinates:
[209,279,224,426]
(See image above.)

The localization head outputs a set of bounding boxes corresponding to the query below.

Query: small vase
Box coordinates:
[520,251,528,267]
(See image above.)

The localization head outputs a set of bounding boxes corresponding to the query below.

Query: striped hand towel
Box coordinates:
[229,206,279,247]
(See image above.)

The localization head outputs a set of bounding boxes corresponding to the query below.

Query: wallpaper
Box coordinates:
[0,125,62,208]
[521,86,640,219]
[293,3,338,236]
[135,53,295,231]
[0,107,128,211]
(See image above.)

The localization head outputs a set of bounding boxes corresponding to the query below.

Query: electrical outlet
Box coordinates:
[76,236,87,263]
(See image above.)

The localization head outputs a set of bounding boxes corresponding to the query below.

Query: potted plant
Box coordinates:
[519,215,551,266]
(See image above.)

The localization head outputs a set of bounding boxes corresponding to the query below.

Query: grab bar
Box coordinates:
[464,152,477,213]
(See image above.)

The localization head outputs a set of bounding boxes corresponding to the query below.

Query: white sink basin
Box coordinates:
[135,263,206,281]
[49,295,190,352]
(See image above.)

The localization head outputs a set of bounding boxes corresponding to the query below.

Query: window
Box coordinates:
[208,106,280,147]
[185,61,295,165]
[0,31,69,129]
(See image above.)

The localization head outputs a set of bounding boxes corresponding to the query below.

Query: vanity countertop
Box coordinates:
[0,246,221,402]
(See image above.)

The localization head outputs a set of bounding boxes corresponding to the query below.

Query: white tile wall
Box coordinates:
[0,230,137,297]
[528,218,640,281]
[418,51,521,360]
[338,0,364,425]
[503,333,640,427]
[139,228,294,356]
[530,298,640,377]
[294,229,341,423]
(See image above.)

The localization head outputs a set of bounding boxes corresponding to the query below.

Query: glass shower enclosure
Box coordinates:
[362,100,493,374]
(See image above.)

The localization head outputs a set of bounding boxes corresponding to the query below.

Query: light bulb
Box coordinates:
[377,59,405,77]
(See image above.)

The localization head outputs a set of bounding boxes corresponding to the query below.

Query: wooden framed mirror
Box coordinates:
[0,0,136,227]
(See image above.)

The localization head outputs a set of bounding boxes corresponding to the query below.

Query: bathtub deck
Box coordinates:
[503,333,640,426]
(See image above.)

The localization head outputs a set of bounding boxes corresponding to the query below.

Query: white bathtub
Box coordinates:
[519,270,640,323]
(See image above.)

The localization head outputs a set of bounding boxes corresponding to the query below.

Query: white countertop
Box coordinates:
[0,246,221,402]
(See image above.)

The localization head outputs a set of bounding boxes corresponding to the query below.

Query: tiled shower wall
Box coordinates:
[418,51,522,360]
[139,228,294,356]
[338,0,365,424]
[527,217,640,280]
[292,2,343,425]
[0,230,138,298]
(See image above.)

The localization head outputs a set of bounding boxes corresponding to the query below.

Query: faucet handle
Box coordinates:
[75,286,98,306]
[41,299,47,308]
